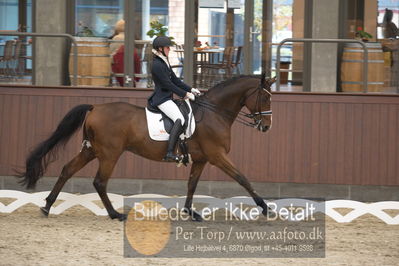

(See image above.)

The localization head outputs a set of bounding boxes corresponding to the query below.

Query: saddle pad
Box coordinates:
[145,103,196,141]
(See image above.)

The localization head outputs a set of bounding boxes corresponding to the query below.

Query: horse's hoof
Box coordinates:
[118,214,127,221]
[110,213,127,221]
[192,213,203,222]
[40,207,49,217]
[184,209,203,222]
[262,204,271,216]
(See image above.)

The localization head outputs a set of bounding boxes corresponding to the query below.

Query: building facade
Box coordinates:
[0,0,398,93]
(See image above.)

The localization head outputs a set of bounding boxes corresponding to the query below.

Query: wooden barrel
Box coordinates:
[341,42,384,92]
[69,37,111,86]
[381,39,399,87]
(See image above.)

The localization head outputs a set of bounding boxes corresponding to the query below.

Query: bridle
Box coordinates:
[241,84,273,130]
[194,82,272,129]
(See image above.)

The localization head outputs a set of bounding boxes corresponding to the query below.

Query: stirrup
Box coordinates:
[163,153,180,162]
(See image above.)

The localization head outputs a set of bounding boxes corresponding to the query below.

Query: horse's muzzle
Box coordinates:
[259,125,270,132]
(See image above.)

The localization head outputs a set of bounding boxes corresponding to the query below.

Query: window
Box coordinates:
[377,0,399,39]
[0,0,32,83]
[75,0,124,37]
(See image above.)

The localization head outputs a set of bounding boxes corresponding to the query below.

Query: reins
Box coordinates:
[193,83,272,129]
[194,98,257,127]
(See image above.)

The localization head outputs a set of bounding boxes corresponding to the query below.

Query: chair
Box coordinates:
[231,46,242,75]
[139,42,153,88]
[171,44,184,78]
[0,40,14,79]
[222,46,235,69]
[0,43,5,77]
[10,40,23,78]
[200,46,235,87]
[18,40,32,78]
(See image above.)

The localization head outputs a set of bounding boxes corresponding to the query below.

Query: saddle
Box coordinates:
[145,99,196,166]
[146,99,190,134]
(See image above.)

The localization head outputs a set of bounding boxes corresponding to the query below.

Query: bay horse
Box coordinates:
[18,74,274,221]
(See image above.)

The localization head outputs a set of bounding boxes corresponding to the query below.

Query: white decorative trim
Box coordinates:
[1,190,398,225]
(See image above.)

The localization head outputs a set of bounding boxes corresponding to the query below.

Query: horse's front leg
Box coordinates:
[183,161,207,221]
[210,153,269,216]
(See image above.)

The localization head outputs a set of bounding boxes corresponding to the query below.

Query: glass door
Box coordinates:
[252,0,264,74]
[127,0,178,88]
[75,0,124,38]
[0,0,32,83]
[194,0,246,88]
[258,0,305,90]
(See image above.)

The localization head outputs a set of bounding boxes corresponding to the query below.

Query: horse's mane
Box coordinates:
[192,75,261,112]
[207,75,261,92]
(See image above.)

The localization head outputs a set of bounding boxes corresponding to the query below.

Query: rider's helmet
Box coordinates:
[153,36,173,50]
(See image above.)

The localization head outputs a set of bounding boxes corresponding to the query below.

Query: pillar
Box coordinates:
[292,0,304,85]
[310,0,340,92]
[34,0,68,86]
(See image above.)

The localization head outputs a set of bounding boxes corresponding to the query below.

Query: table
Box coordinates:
[174,47,224,64]
[174,47,224,87]
[194,48,224,65]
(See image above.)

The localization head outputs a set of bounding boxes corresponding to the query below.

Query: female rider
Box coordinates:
[148,36,201,162]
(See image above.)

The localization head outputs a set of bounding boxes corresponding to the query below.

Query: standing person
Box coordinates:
[382,9,399,88]
[148,36,201,162]
[383,9,399,39]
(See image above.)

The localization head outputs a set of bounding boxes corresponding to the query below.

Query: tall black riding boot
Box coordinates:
[163,119,183,162]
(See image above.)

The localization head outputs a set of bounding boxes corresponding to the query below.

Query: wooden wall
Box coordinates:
[0,85,398,186]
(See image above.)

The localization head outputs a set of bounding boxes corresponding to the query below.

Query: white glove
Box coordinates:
[191,88,201,96]
[186,92,195,101]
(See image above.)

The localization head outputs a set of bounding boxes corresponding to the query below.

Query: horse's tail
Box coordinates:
[17,104,93,189]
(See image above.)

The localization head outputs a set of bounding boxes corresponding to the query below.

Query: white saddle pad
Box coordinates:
[145,100,196,141]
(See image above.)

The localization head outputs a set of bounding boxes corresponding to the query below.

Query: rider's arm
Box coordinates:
[170,69,192,92]
[152,60,188,98]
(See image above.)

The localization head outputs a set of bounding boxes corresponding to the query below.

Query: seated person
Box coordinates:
[110,19,125,57]
[111,45,141,86]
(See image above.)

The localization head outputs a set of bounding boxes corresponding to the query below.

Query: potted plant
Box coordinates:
[76,21,95,37]
[146,21,175,44]
[355,26,373,42]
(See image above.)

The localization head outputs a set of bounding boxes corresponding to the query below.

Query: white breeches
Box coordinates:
[157,100,185,126]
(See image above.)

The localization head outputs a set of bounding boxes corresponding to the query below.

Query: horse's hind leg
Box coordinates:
[41,148,95,216]
[183,161,207,221]
[211,153,269,215]
[93,158,126,221]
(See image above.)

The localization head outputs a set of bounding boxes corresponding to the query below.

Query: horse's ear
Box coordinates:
[261,72,266,87]
[264,76,276,91]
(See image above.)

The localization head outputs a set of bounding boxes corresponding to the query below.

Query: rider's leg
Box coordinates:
[163,118,183,161]
[157,100,185,162]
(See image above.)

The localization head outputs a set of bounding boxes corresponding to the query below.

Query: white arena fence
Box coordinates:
[0,190,398,225]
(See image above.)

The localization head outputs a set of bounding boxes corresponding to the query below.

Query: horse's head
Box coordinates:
[243,74,275,132]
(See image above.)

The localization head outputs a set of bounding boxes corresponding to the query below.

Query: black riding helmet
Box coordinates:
[153,36,172,50]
